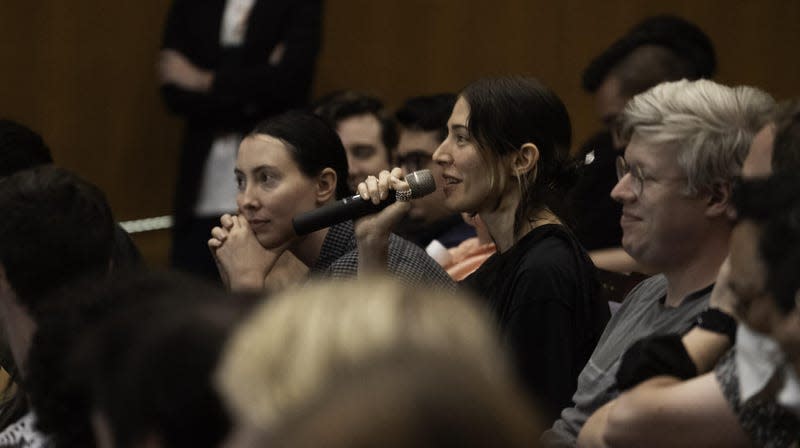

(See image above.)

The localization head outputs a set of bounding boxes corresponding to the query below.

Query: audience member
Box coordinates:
[354,76,611,421]
[61,271,254,448]
[255,351,542,448]
[393,94,476,249]
[208,111,452,291]
[542,79,774,446]
[0,120,142,423]
[161,0,322,281]
[314,90,398,193]
[215,276,530,444]
[0,167,116,447]
[577,100,800,447]
[568,15,716,275]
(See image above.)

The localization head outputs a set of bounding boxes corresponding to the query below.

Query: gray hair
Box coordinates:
[619,79,775,195]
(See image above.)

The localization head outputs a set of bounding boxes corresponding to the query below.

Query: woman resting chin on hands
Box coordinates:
[209,110,452,292]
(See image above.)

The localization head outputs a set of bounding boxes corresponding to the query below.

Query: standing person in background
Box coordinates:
[314,91,397,193]
[354,76,611,423]
[568,15,716,275]
[393,94,476,250]
[160,0,322,281]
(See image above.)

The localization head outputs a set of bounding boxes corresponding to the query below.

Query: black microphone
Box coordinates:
[292,169,436,236]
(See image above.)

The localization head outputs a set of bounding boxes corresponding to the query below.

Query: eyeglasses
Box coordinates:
[616,156,689,197]
[615,156,647,196]
[397,151,433,173]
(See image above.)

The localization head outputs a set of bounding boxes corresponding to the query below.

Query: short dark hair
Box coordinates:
[733,173,800,314]
[0,119,53,178]
[395,94,457,142]
[460,76,576,236]
[58,270,253,448]
[252,110,350,200]
[0,166,114,315]
[582,15,716,95]
[314,90,399,154]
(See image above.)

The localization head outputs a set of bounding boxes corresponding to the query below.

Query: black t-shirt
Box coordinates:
[461,224,610,422]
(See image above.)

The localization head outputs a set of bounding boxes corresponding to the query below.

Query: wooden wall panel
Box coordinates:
[0,1,797,266]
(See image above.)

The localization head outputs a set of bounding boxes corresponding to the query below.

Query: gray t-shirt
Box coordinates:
[542,274,712,447]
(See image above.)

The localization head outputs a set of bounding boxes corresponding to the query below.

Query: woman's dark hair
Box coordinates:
[460,76,577,237]
[252,110,350,200]
[51,270,255,448]
[733,173,800,314]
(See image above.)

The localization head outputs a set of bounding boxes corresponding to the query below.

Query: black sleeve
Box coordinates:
[159,0,322,122]
[615,333,697,391]
[212,0,322,109]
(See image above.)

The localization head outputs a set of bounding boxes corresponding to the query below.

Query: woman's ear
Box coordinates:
[316,168,338,205]
[511,143,540,176]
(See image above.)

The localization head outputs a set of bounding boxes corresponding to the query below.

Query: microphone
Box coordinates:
[292,169,436,236]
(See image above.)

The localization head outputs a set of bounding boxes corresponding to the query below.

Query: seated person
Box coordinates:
[57,271,254,448]
[0,167,116,446]
[215,276,535,444]
[568,16,716,275]
[353,76,610,422]
[208,111,452,291]
[314,90,397,193]
[578,101,800,448]
[542,79,774,446]
[393,94,475,249]
[252,350,542,448]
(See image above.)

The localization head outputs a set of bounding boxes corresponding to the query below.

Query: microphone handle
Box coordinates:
[292,194,397,236]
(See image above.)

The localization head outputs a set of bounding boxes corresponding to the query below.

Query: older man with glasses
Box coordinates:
[542,79,774,447]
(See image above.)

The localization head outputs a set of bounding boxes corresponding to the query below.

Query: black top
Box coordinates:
[461,224,610,422]
[567,131,623,251]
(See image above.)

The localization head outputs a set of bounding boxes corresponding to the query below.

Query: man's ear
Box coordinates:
[316,168,338,205]
[511,143,540,176]
[705,182,732,218]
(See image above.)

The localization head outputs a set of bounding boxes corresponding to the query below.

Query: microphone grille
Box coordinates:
[406,169,436,199]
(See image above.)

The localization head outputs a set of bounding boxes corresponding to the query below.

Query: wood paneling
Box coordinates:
[1,1,797,266]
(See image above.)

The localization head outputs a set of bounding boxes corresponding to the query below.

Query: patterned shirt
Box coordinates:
[716,349,800,448]
[0,412,50,448]
[309,221,455,291]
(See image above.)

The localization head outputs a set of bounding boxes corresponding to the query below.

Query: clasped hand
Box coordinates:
[208,214,286,291]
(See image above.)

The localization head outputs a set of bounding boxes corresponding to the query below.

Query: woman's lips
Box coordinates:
[248,219,270,230]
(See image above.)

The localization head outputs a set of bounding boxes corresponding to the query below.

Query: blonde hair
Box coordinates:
[215,276,508,430]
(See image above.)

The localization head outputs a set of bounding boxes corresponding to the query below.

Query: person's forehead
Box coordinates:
[624,133,676,166]
[237,135,292,168]
[397,129,440,155]
[448,97,470,124]
[337,113,382,142]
